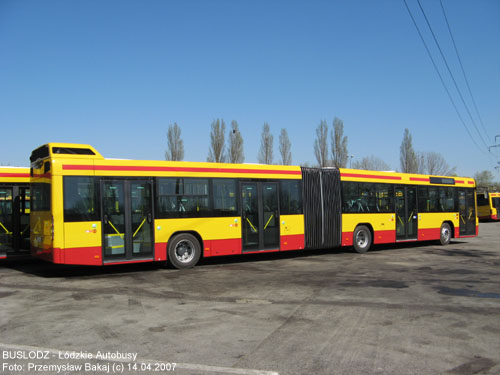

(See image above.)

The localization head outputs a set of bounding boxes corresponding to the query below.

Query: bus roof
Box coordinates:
[31,143,475,186]
[32,143,302,180]
[339,167,476,188]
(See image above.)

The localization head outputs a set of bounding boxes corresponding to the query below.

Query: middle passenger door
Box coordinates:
[241,182,280,252]
[395,185,418,241]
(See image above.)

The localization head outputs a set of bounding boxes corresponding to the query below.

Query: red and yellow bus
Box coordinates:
[477,192,500,221]
[0,167,31,260]
[30,143,477,268]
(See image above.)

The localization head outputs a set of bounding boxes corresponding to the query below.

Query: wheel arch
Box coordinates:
[167,230,204,259]
[355,223,374,237]
[443,220,455,238]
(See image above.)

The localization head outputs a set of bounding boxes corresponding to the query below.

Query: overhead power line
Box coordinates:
[402,0,488,156]
[439,0,491,142]
[415,0,489,150]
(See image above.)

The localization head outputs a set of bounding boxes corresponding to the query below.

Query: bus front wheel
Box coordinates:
[439,223,452,246]
[168,233,201,269]
[353,225,372,253]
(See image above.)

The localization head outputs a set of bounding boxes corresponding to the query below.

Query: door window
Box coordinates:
[242,184,259,250]
[262,184,279,248]
[396,186,418,240]
[131,182,153,256]
[103,181,126,257]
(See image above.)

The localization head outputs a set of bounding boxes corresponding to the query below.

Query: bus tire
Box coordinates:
[167,233,201,269]
[353,225,372,253]
[439,223,452,246]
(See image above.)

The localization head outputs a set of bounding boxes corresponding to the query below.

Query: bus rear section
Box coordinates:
[339,171,477,253]
[0,167,31,260]
[30,143,105,263]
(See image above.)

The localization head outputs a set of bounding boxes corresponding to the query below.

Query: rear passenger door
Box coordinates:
[241,182,279,251]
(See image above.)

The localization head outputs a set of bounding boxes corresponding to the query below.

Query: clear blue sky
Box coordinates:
[1,0,499,180]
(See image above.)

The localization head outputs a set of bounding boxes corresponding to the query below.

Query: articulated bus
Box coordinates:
[477,192,500,221]
[0,167,31,260]
[30,143,477,269]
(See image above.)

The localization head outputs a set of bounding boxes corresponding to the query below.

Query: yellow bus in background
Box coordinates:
[0,167,31,259]
[30,143,477,268]
[477,192,500,221]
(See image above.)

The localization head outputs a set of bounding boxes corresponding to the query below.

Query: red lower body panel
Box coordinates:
[280,234,305,251]
[203,238,242,257]
[33,246,155,266]
[342,232,353,246]
[373,230,396,244]
[155,242,167,261]
[202,235,305,257]
[418,228,440,241]
[51,247,102,265]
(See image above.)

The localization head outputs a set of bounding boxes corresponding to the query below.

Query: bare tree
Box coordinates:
[474,170,495,190]
[331,117,348,168]
[165,122,184,161]
[314,120,329,167]
[228,120,244,163]
[352,155,391,171]
[423,152,456,176]
[399,128,418,173]
[258,122,273,164]
[279,128,292,165]
[416,151,426,174]
[207,119,226,163]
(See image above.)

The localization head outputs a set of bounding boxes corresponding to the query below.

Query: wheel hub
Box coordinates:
[356,232,367,247]
[175,240,194,263]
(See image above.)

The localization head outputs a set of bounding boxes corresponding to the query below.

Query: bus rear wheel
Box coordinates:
[168,233,201,269]
[439,223,452,246]
[353,225,372,253]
